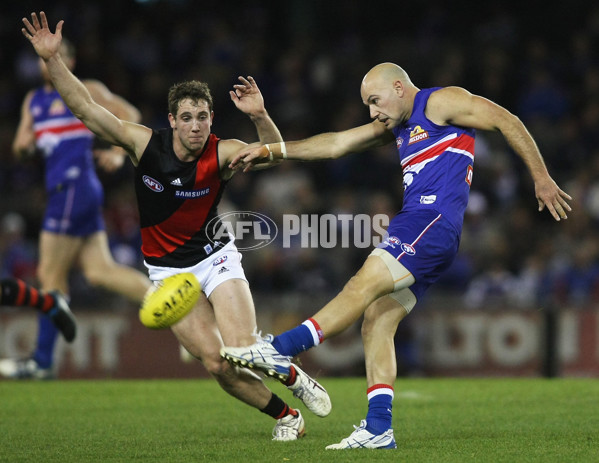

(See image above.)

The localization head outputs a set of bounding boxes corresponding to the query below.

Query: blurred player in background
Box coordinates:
[222,62,572,449]
[19,11,331,441]
[0,278,75,348]
[0,31,151,380]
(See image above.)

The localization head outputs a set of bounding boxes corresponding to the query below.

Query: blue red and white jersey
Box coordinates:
[392,87,475,232]
[30,87,95,192]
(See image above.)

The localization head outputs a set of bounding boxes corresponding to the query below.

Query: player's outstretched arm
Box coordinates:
[426,86,572,222]
[230,121,394,172]
[21,12,150,164]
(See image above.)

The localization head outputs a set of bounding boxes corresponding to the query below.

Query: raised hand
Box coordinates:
[229,76,266,116]
[21,11,63,60]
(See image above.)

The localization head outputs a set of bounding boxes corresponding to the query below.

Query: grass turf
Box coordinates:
[0,378,597,462]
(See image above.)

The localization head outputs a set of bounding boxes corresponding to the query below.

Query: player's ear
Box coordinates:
[393,80,404,96]
[168,113,176,129]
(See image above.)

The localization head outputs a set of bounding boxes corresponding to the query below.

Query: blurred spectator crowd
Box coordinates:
[0,0,598,311]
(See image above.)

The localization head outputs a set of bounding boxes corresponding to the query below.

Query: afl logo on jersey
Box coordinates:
[401,243,416,255]
[143,175,164,192]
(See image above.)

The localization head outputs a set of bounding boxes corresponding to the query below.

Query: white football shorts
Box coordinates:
[144,240,248,298]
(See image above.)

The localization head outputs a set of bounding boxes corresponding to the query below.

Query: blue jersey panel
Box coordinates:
[392,87,475,233]
[30,87,97,192]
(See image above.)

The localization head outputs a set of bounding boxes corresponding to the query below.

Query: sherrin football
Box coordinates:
[140,273,201,329]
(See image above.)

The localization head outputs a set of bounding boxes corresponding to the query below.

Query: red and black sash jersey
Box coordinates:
[134,129,230,268]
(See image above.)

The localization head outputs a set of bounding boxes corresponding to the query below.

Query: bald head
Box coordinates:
[360,63,418,128]
[362,63,413,89]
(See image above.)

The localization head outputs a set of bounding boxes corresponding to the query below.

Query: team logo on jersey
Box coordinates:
[142,175,164,192]
[396,137,404,149]
[175,188,210,199]
[408,126,429,145]
[400,243,416,255]
[212,255,228,266]
[49,98,67,116]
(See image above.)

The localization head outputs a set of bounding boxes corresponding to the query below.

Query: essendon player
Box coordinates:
[22,11,331,440]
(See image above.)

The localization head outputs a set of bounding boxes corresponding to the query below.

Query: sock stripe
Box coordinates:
[274,403,291,420]
[284,365,297,387]
[15,279,27,306]
[30,289,40,308]
[303,318,324,345]
[367,384,394,400]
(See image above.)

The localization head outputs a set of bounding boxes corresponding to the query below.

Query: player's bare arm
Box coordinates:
[230,120,394,172]
[219,76,283,175]
[84,80,143,169]
[426,86,572,221]
[21,12,151,166]
[12,91,36,159]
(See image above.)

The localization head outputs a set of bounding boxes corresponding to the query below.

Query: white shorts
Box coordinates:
[144,240,248,298]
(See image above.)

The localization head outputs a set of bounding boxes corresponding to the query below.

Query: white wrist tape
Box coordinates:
[265,144,274,162]
[265,142,287,161]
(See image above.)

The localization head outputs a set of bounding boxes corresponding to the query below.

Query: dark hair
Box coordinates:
[167,80,213,117]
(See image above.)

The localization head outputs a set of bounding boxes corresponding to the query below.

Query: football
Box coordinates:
[139,273,201,329]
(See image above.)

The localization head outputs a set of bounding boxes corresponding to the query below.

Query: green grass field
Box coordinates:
[0,378,597,462]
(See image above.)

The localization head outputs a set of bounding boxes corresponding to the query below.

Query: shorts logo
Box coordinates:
[408,126,429,145]
[401,243,416,255]
[218,266,229,274]
[420,195,437,204]
[212,255,228,266]
[142,175,164,192]
[384,235,401,248]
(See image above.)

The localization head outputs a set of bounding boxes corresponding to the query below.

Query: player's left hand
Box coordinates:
[22,12,63,60]
[229,76,266,116]
[535,177,572,221]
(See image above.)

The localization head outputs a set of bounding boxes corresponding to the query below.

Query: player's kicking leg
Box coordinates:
[221,336,331,417]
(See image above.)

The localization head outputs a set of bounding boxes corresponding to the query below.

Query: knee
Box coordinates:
[82,260,118,287]
[203,354,234,378]
[82,266,105,287]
